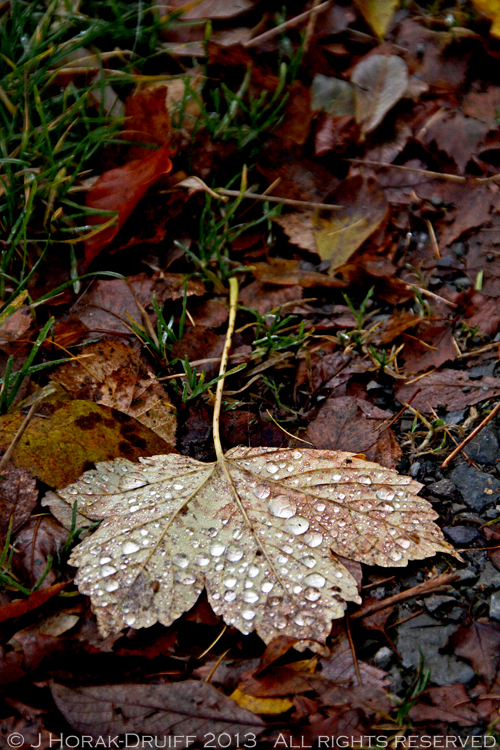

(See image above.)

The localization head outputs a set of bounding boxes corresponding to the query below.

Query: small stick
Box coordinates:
[244,2,331,48]
[351,572,459,620]
[345,612,363,686]
[441,400,500,469]
[347,157,500,186]
[0,396,45,476]
[215,188,342,211]
[304,0,323,52]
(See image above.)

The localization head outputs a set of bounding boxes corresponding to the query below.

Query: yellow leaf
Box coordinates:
[472,0,500,37]
[313,175,388,272]
[354,0,399,39]
[230,688,293,715]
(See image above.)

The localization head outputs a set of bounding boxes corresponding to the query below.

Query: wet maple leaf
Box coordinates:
[43,279,458,649]
[44,447,457,648]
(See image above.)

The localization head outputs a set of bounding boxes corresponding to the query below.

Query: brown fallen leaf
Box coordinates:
[395,369,500,412]
[417,111,490,173]
[50,681,265,743]
[313,175,389,272]
[351,54,409,136]
[51,341,176,445]
[123,83,171,160]
[250,259,346,288]
[305,396,402,469]
[72,274,205,337]
[0,306,32,345]
[320,627,391,689]
[0,400,174,489]
[84,144,172,266]
[400,325,458,374]
[451,620,500,685]
[409,683,484,727]
[0,463,38,538]
[12,518,69,589]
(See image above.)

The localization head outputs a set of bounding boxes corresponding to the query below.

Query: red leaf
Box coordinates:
[0,582,68,624]
[84,144,172,266]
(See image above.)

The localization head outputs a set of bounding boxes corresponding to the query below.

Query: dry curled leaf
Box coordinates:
[43,447,457,648]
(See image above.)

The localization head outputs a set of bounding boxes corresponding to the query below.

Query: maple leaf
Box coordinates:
[43,280,458,649]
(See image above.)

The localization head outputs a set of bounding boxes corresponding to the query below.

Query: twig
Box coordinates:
[244,2,332,48]
[304,0,323,52]
[345,613,363,686]
[441,400,500,469]
[346,157,500,185]
[351,572,459,620]
[215,188,342,211]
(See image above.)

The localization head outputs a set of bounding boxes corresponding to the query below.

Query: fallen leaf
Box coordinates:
[400,325,458,373]
[44,447,457,645]
[239,281,303,316]
[166,0,256,20]
[395,369,500,412]
[12,518,69,589]
[353,0,399,39]
[351,54,409,136]
[311,75,355,117]
[50,681,265,742]
[471,0,500,37]
[451,620,500,685]
[409,683,483,726]
[0,400,174,489]
[51,341,176,445]
[463,86,500,124]
[72,274,204,337]
[230,687,293,715]
[321,628,391,688]
[313,175,389,271]
[0,463,38,538]
[250,259,346,288]
[0,582,68,624]
[0,306,31,345]
[84,144,172,266]
[123,83,171,160]
[417,111,490,173]
[305,396,402,469]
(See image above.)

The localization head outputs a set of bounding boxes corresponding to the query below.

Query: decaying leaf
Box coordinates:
[51,341,176,445]
[50,680,265,744]
[395,370,500,413]
[313,175,389,271]
[44,447,457,648]
[351,55,409,136]
[0,400,174,489]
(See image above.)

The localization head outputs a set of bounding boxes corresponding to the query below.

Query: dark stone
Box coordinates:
[490,592,500,620]
[424,594,457,614]
[445,410,466,425]
[396,613,475,686]
[475,561,500,590]
[465,425,499,465]
[426,478,457,500]
[443,525,480,545]
[450,464,500,511]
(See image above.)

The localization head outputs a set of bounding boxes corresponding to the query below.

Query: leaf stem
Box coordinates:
[213,277,239,461]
